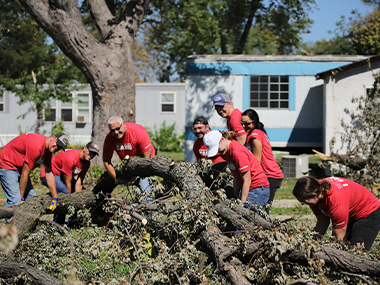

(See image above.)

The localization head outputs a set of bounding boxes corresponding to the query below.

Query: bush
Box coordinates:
[147,121,184,152]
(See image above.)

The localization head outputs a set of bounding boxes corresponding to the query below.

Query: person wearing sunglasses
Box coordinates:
[293,176,380,251]
[40,142,100,225]
[0,132,69,216]
[103,116,155,196]
[241,109,283,213]
[203,130,269,207]
[212,93,246,145]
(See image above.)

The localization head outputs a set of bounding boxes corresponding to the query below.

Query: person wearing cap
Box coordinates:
[192,116,224,164]
[40,142,100,224]
[212,93,247,145]
[103,116,155,195]
[0,132,69,213]
[203,130,270,207]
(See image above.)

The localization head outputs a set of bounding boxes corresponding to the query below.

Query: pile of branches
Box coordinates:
[0,156,379,284]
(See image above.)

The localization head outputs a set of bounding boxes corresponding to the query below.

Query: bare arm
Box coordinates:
[313,213,330,237]
[239,171,251,204]
[103,156,116,180]
[333,226,347,240]
[143,149,152,157]
[45,167,58,199]
[251,139,263,163]
[62,173,73,194]
[74,177,83,192]
[20,162,32,199]
[236,134,247,145]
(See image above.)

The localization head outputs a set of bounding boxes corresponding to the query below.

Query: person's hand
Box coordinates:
[20,198,25,204]
[49,198,58,211]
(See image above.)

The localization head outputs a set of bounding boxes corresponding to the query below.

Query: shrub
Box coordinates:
[147,121,184,152]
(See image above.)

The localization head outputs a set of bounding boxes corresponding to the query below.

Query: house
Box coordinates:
[0,83,186,147]
[184,54,368,162]
[316,55,380,155]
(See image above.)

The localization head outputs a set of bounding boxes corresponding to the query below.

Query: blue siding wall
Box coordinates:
[186,61,352,75]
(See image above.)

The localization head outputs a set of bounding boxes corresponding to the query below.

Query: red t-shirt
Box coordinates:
[311,177,380,229]
[0,133,52,173]
[227,109,246,138]
[246,130,283,179]
[193,138,225,163]
[103,122,155,160]
[222,140,269,189]
[40,149,90,179]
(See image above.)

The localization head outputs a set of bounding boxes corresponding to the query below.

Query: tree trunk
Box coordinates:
[0,262,63,285]
[19,0,150,164]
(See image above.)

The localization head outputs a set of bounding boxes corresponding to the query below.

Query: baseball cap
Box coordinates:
[86,142,100,155]
[203,130,222,157]
[213,93,231,106]
[55,133,69,150]
[193,116,209,125]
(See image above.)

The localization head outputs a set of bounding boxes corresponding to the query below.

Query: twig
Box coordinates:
[125,227,147,284]
[200,262,213,274]
[167,269,182,285]
[341,271,372,285]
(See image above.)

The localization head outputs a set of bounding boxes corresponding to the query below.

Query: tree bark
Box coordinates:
[18,0,150,164]
[0,262,63,285]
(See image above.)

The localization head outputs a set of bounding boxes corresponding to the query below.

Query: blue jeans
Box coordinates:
[0,168,36,207]
[245,186,270,209]
[41,175,76,225]
[139,177,151,195]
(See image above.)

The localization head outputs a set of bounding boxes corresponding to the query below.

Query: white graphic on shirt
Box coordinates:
[35,157,44,165]
[199,149,208,157]
[116,143,132,151]
[73,167,82,175]
[228,162,236,170]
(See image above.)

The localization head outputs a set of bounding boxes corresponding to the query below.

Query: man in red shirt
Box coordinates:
[0,132,69,212]
[192,116,227,189]
[212,93,246,145]
[40,141,99,224]
[103,116,155,195]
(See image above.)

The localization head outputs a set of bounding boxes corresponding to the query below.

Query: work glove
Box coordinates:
[49,198,58,211]
[20,198,25,204]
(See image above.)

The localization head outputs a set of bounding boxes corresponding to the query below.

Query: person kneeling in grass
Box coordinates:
[293,176,380,251]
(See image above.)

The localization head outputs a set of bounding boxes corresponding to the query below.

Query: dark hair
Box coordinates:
[193,116,208,125]
[293,176,331,200]
[221,131,235,141]
[242,109,267,135]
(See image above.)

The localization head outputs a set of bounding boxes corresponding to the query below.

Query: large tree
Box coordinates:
[144,0,315,79]
[17,0,149,157]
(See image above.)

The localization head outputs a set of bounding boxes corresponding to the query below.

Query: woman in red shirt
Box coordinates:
[241,109,284,211]
[203,130,269,208]
[293,176,380,250]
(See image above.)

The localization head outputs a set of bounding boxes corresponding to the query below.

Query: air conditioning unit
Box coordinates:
[282,155,309,178]
[76,115,88,123]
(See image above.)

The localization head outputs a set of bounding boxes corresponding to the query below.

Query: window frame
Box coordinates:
[0,90,5,113]
[249,75,290,109]
[160,91,176,114]
[74,91,92,124]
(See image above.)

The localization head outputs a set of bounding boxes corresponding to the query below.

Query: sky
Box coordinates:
[301,0,374,42]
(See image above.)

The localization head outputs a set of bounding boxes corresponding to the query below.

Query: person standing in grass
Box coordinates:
[293,176,380,251]
[241,109,283,211]
[212,93,246,145]
[40,142,99,224]
[203,130,269,207]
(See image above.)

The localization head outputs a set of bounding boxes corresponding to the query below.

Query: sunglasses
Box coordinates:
[240,120,254,126]
[110,123,123,133]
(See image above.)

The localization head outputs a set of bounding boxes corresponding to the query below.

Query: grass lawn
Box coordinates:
[158,151,185,161]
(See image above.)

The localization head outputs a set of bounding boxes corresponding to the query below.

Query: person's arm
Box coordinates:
[143,149,152,157]
[235,133,247,145]
[44,167,58,199]
[233,177,240,199]
[251,139,263,163]
[239,171,251,204]
[332,226,347,240]
[74,177,84,192]
[62,173,73,194]
[20,162,32,199]
[103,156,116,180]
[313,213,330,238]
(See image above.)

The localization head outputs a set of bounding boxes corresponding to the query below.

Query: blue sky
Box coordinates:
[301,0,373,42]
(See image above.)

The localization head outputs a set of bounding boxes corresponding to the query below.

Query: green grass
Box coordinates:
[158,151,185,161]
[274,178,298,200]
[270,203,314,216]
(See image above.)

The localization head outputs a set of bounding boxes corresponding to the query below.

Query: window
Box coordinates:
[0,92,4,112]
[250,75,289,109]
[45,97,56,121]
[161,92,175,113]
[61,100,73,122]
[76,93,90,123]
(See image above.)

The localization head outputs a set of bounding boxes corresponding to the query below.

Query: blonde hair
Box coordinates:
[221,131,235,141]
